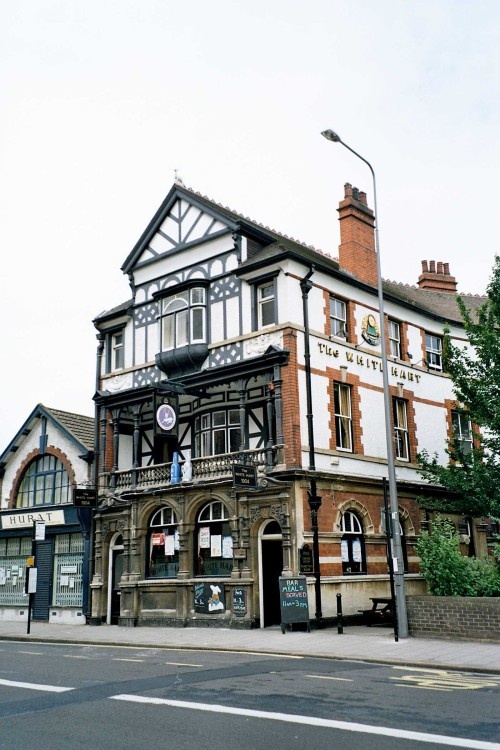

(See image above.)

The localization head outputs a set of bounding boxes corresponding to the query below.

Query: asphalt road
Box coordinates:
[0,641,498,749]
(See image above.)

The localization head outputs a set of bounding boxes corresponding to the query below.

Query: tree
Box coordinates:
[417,255,500,519]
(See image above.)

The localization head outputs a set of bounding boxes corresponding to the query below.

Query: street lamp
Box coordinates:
[321,128,409,640]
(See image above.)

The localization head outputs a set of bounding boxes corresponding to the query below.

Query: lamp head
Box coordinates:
[321,129,341,143]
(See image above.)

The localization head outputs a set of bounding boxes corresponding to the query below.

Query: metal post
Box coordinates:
[300,267,322,621]
[321,129,409,638]
[336,592,343,634]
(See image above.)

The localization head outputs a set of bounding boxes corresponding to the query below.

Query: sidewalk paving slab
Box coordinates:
[1,620,499,674]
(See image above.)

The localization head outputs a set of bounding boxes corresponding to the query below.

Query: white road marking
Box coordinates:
[164,661,203,668]
[0,678,73,693]
[113,658,144,662]
[306,674,353,682]
[110,694,500,749]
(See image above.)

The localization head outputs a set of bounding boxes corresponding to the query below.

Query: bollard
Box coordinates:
[336,592,343,634]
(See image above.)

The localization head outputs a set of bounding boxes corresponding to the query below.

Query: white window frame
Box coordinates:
[334,382,353,451]
[161,287,206,351]
[389,320,401,358]
[330,296,347,338]
[425,333,442,371]
[394,398,410,461]
[452,411,473,456]
[257,281,276,328]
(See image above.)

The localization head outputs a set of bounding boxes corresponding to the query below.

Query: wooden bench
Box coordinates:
[359,597,394,626]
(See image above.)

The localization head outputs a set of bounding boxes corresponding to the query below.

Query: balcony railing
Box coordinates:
[100,447,283,493]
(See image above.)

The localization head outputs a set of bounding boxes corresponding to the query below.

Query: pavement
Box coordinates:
[0,619,499,674]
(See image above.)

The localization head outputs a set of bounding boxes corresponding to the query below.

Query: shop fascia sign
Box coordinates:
[0,509,65,530]
[316,341,422,384]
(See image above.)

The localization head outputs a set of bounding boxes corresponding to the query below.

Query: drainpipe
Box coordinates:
[84,333,104,623]
[300,266,322,620]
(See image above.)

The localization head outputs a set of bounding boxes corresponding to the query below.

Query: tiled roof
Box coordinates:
[44,407,94,451]
[382,281,485,324]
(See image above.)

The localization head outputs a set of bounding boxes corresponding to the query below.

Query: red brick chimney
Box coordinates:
[417,260,457,293]
[337,183,377,287]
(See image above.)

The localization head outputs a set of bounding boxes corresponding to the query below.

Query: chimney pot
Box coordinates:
[429,260,436,273]
[437,262,444,274]
[421,260,428,272]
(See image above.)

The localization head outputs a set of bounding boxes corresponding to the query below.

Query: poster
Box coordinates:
[352,539,362,563]
[222,535,233,559]
[164,534,175,556]
[199,526,210,549]
[341,539,349,562]
[211,535,222,557]
[0,569,6,585]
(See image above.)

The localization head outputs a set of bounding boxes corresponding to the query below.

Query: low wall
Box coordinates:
[406,595,500,643]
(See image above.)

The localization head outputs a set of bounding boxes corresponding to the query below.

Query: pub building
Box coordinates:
[0,405,94,624]
[89,180,488,628]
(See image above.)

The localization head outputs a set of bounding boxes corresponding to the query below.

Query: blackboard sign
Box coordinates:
[279,576,310,633]
[299,544,314,574]
[193,582,225,614]
[232,464,257,489]
[232,587,246,615]
[73,488,97,507]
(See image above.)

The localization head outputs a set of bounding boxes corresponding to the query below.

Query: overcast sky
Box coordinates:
[1,0,499,452]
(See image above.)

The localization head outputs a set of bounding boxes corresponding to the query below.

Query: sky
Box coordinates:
[1,0,499,451]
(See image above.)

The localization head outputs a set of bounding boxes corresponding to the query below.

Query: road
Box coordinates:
[0,641,498,749]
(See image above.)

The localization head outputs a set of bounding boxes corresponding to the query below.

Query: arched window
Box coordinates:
[16,454,71,508]
[195,501,233,577]
[147,506,179,578]
[340,510,366,575]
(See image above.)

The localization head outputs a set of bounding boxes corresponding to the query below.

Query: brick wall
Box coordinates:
[407,595,500,643]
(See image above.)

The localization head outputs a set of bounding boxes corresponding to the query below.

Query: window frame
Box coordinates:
[340,510,366,575]
[330,296,348,339]
[250,273,278,331]
[105,327,125,373]
[194,409,241,457]
[393,398,410,461]
[425,333,443,371]
[159,286,207,352]
[16,454,71,508]
[333,382,353,452]
[195,501,233,577]
[388,319,401,358]
[147,506,179,579]
[451,410,473,457]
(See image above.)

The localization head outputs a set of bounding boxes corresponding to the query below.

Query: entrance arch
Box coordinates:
[258,520,283,628]
[107,533,124,625]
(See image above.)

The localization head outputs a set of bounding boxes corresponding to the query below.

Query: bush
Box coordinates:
[416,516,500,596]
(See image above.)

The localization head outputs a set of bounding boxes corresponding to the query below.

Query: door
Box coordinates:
[110,548,124,625]
[259,520,283,627]
[32,540,53,621]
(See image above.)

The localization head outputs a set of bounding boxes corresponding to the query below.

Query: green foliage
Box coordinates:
[416,517,500,596]
[417,255,500,519]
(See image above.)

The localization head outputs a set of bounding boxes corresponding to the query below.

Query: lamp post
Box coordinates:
[321,129,408,639]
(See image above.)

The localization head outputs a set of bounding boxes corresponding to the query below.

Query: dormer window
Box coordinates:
[160,287,206,351]
[250,273,278,331]
[105,328,125,373]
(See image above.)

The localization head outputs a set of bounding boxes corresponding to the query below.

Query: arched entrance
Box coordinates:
[107,533,124,625]
[258,520,283,628]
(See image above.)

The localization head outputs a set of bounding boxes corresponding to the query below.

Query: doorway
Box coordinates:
[107,534,124,625]
[32,540,53,621]
[259,520,283,627]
